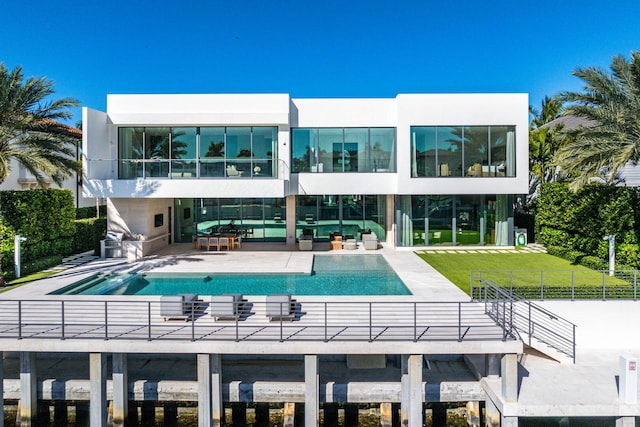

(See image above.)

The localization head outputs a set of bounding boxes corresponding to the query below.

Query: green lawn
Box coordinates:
[417,251,629,297]
[0,271,57,294]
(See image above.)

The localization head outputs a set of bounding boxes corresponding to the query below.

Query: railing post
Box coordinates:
[502,298,506,341]
[369,302,373,342]
[18,300,22,340]
[540,271,544,300]
[571,271,575,300]
[602,271,606,301]
[104,301,109,340]
[458,302,462,342]
[279,302,284,342]
[413,302,417,342]
[191,302,195,341]
[509,271,513,297]
[528,301,532,346]
[324,303,328,342]
[235,306,240,342]
[147,301,152,341]
[61,301,65,340]
[634,270,637,301]
[573,324,577,364]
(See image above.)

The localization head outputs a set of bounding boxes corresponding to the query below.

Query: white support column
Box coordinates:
[211,354,223,427]
[407,354,423,427]
[616,417,636,427]
[198,354,212,427]
[484,398,500,427]
[501,415,518,426]
[501,353,518,403]
[19,352,37,426]
[286,195,297,248]
[304,355,319,426]
[89,353,107,427]
[400,355,409,426]
[386,194,395,246]
[112,353,127,427]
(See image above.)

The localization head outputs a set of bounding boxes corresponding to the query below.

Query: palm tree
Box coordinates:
[557,51,640,190]
[0,63,80,187]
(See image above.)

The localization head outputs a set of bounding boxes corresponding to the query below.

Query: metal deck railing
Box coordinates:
[477,280,577,362]
[470,269,640,300]
[0,299,518,344]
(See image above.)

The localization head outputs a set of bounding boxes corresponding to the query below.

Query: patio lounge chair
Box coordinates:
[266,293,295,321]
[211,293,243,320]
[362,233,379,250]
[160,293,199,321]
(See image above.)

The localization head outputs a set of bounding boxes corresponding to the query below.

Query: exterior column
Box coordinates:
[197,354,212,427]
[380,402,392,427]
[19,352,37,426]
[386,194,395,246]
[285,195,297,248]
[616,417,636,427]
[484,398,500,427]
[465,401,480,427]
[501,354,518,402]
[211,354,223,427]
[501,415,518,426]
[112,353,127,427]
[283,402,295,427]
[304,355,319,426]
[89,352,107,427]
[400,355,409,425]
[407,354,423,427]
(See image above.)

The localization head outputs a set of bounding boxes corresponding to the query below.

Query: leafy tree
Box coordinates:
[0,63,80,187]
[528,96,565,185]
[557,50,640,190]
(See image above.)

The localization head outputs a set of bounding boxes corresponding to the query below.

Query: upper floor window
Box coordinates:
[292,127,395,173]
[410,126,515,177]
[118,126,278,179]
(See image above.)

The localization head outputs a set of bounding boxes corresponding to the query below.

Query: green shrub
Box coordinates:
[73,217,107,255]
[3,255,62,282]
[617,244,640,269]
[76,205,107,219]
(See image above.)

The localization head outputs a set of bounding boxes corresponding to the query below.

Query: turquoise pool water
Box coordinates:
[51,255,411,296]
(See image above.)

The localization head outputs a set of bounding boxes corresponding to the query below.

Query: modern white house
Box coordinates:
[82,93,528,257]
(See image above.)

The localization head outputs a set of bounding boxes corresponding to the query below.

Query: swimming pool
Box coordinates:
[51,255,411,296]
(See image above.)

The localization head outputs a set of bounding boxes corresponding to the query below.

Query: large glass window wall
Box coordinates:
[295,195,386,240]
[410,126,515,177]
[174,197,286,243]
[118,126,278,179]
[292,127,395,173]
[397,194,513,246]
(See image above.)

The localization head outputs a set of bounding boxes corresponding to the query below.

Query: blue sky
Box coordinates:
[1,0,639,126]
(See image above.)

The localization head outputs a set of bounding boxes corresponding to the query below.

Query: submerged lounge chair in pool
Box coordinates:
[266,293,295,321]
[160,293,199,321]
[210,293,244,320]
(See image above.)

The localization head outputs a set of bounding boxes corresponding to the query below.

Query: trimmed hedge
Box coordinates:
[537,182,640,269]
[76,205,106,219]
[74,217,107,255]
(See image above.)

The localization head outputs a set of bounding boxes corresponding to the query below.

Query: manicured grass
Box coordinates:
[0,271,57,294]
[417,251,628,295]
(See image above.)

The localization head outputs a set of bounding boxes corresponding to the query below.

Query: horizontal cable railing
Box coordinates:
[470,269,639,300]
[0,299,517,344]
[480,280,576,362]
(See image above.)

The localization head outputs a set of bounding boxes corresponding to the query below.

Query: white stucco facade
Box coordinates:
[83,93,528,255]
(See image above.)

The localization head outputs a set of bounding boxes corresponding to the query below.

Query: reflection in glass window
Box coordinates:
[117,126,278,179]
[410,126,516,178]
[118,127,144,179]
[292,127,396,173]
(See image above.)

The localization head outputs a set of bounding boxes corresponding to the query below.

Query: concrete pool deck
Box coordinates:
[2,244,639,423]
[2,242,469,301]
